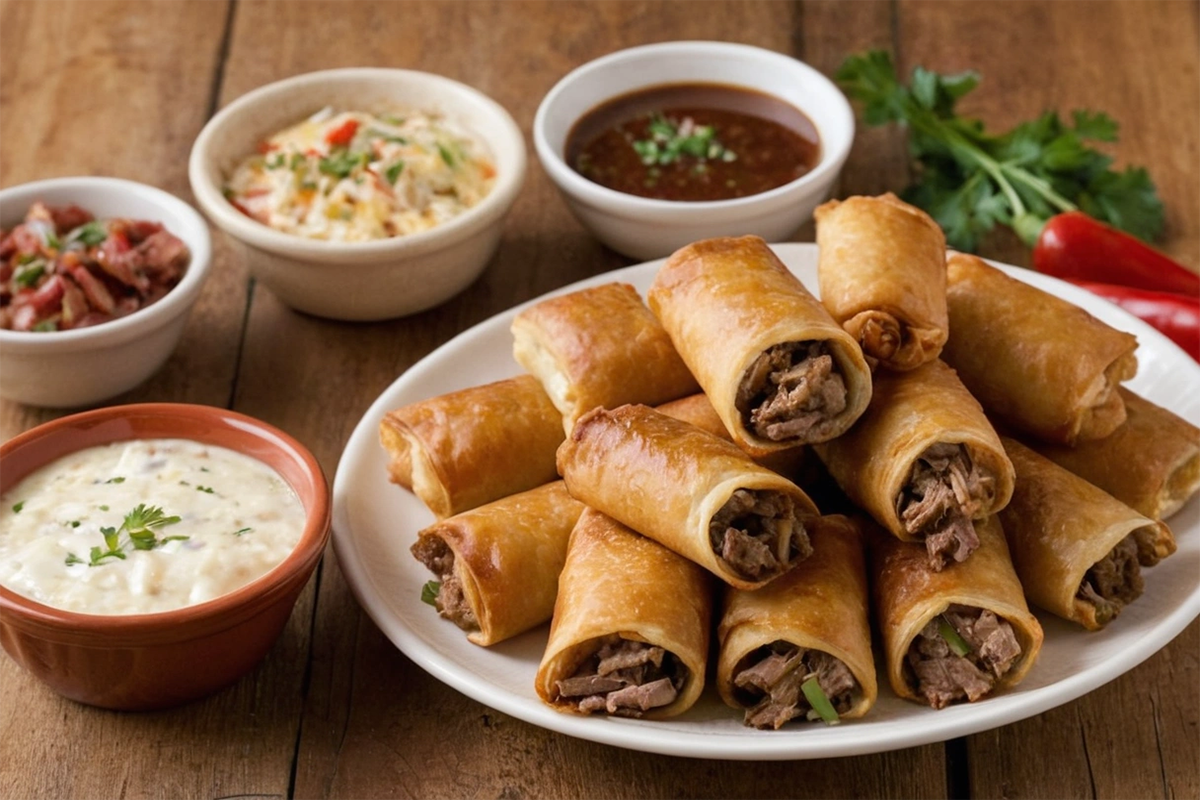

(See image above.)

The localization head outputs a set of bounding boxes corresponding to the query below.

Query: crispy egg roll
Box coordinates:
[557,404,819,590]
[717,515,877,728]
[410,481,584,646]
[512,282,700,433]
[870,516,1044,709]
[648,235,872,453]
[655,393,808,478]
[379,375,564,518]
[999,436,1176,630]
[814,360,1014,570]
[942,252,1138,445]
[535,508,712,718]
[815,193,948,371]
[1029,387,1200,520]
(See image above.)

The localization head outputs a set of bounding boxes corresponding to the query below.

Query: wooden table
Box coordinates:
[2,2,1197,797]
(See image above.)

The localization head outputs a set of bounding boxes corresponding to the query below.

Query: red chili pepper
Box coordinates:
[1067,279,1199,362]
[324,119,360,147]
[1034,212,1200,296]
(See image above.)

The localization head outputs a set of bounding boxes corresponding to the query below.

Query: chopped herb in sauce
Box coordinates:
[233,527,253,537]
[196,486,215,494]
[11,501,23,514]
[105,477,125,484]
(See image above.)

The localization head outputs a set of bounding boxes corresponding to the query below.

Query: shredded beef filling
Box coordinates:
[897,443,995,570]
[733,641,858,729]
[708,489,810,581]
[905,604,1022,709]
[1077,535,1143,626]
[411,536,479,632]
[555,637,687,717]
[736,341,848,442]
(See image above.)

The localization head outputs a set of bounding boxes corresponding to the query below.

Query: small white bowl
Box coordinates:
[534,41,855,260]
[188,68,526,321]
[0,177,212,408]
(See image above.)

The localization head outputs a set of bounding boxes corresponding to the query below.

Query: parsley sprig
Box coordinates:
[65,504,187,567]
[835,50,1165,251]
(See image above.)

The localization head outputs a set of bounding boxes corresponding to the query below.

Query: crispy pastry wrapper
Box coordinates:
[512,282,700,434]
[998,436,1177,630]
[717,515,877,720]
[647,235,872,453]
[557,404,819,590]
[379,375,564,519]
[535,508,713,718]
[411,481,584,646]
[655,393,808,479]
[1029,387,1200,520]
[869,516,1044,703]
[815,193,948,371]
[942,252,1138,445]
[813,359,1014,541]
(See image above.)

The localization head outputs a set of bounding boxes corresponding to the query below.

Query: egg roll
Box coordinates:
[648,235,872,453]
[512,282,700,433]
[1028,388,1200,520]
[942,252,1138,445]
[557,404,818,590]
[410,481,584,646]
[717,515,877,729]
[814,360,1014,570]
[815,193,948,371]
[655,393,808,478]
[998,436,1176,630]
[379,375,564,518]
[535,508,712,718]
[871,516,1044,709]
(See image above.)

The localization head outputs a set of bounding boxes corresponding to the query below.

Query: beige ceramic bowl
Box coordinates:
[0,403,330,710]
[188,68,526,321]
[0,177,212,408]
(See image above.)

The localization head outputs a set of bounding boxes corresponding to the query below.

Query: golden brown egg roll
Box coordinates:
[378,375,565,519]
[870,516,1044,709]
[717,515,877,729]
[942,252,1138,445]
[557,404,819,590]
[511,282,701,433]
[815,193,948,371]
[410,481,585,646]
[1028,388,1200,520]
[535,508,712,718]
[814,360,1014,570]
[998,436,1177,630]
[655,393,808,479]
[648,235,872,453]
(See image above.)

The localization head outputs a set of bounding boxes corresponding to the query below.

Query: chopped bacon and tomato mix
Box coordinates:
[0,202,189,332]
[224,107,496,242]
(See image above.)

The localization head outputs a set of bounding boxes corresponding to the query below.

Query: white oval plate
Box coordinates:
[332,243,1200,760]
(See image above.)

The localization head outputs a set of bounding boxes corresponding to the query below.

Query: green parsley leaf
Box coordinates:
[318,149,368,179]
[11,501,23,514]
[105,477,125,484]
[420,581,441,606]
[233,527,253,537]
[65,553,85,566]
[78,504,185,567]
[196,485,214,494]
[385,160,405,185]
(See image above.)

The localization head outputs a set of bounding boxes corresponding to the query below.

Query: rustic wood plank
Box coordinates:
[891,3,1200,798]
[0,3,304,799]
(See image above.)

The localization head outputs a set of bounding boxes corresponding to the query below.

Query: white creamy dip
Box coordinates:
[0,438,306,615]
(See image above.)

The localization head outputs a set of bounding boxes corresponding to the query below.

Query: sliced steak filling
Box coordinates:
[709,489,810,582]
[555,636,688,717]
[897,443,995,570]
[1077,535,1143,626]
[410,536,479,632]
[736,341,849,442]
[905,604,1022,709]
[733,641,859,729]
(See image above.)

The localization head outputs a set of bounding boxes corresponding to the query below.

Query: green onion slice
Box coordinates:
[420,580,441,606]
[938,615,972,657]
[800,676,840,726]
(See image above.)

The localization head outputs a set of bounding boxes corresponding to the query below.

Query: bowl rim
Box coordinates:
[532,39,855,214]
[0,177,213,349]
[188,66,527,261]
[0,402,331,643]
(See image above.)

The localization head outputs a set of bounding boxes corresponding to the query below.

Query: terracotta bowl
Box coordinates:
[0,403,330,710]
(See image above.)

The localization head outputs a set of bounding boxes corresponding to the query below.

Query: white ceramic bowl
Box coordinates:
[0,177,212,408]
[188,68,526,321]
[534,41,855,260]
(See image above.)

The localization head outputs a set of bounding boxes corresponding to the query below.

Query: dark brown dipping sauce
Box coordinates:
[566,83,820,202]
